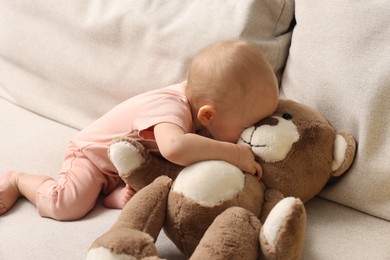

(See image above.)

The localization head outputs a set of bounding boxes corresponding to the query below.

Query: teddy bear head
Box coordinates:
[239,99,356,202]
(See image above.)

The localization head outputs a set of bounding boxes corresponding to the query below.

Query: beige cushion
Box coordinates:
[0,0,294,130]
[303,197,390,259]
[281,0,390,220]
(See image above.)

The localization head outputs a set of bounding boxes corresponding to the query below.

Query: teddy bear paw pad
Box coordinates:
[260,197,306,259]
[109,141,146,178]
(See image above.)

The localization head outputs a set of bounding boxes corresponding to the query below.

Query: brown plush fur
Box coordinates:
[260,199,306,260]
[260,100,355,202]
[89,176,172,258]
[191,207,262,260]
[165,175,265,255]
[88,99,356,260]
[109,138,183,192]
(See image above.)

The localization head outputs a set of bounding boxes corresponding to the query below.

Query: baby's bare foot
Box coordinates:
[103,184,136,209]
[0,172,21,215]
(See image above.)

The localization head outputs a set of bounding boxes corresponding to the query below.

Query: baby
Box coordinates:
[0,40,279,220]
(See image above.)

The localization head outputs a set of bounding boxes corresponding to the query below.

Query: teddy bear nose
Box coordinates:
[255,117,279,127]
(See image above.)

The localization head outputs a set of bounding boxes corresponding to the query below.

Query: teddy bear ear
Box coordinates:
[331,131,357,177]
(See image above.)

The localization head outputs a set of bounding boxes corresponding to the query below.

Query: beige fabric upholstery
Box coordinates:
[2,0,390,259]
[0,0,294,130]
[303,197,390,259]
[281,0,390,220]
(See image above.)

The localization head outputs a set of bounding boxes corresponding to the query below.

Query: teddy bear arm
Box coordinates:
[124,155,183,191]
[109,137,183,191]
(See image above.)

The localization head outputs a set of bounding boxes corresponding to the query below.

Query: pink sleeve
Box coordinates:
[132,95,193,140]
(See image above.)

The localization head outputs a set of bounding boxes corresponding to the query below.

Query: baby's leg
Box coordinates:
[1,147,117,220]
[35,148,112,221]
[0,171,52,215]
[103,184,136,209]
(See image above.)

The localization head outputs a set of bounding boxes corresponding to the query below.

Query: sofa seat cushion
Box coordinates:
[303,197,390,260]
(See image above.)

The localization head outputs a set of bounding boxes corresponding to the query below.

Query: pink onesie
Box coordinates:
[36,81,194,220]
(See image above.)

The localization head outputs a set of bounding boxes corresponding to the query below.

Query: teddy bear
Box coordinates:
[87,99,356,260]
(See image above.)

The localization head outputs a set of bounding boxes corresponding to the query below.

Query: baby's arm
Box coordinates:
[154,122,262,176]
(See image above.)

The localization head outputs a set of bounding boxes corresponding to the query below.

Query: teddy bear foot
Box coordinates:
[260,197,306,260]
[190,206,261,260]
[87,228,158,260]
[109,137,150,179]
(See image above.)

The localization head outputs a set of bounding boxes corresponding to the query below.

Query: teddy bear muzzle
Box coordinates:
[238,116,300,163]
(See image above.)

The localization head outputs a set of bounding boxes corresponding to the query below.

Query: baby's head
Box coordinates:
[186,40,279,143]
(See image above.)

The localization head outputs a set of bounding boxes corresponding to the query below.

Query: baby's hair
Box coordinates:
[186,39,277,110]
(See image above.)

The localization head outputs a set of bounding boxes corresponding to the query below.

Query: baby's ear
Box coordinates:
[197,105,215,126]
[331,131,357,177]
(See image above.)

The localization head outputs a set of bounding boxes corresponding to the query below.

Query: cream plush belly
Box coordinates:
[172,160,245,206]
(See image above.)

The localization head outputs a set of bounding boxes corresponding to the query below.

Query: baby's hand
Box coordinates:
[235,144,263,180]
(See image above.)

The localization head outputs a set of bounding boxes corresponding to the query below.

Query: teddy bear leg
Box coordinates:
[190,206,261,260]
[259,197,306,260]
[87,176,172,260]
[109,137,151,179]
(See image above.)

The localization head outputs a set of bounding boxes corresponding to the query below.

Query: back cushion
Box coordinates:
[281,0,390,220]
[0,0,294,129]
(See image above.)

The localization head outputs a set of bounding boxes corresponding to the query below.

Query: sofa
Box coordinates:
[1,0,389,259]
